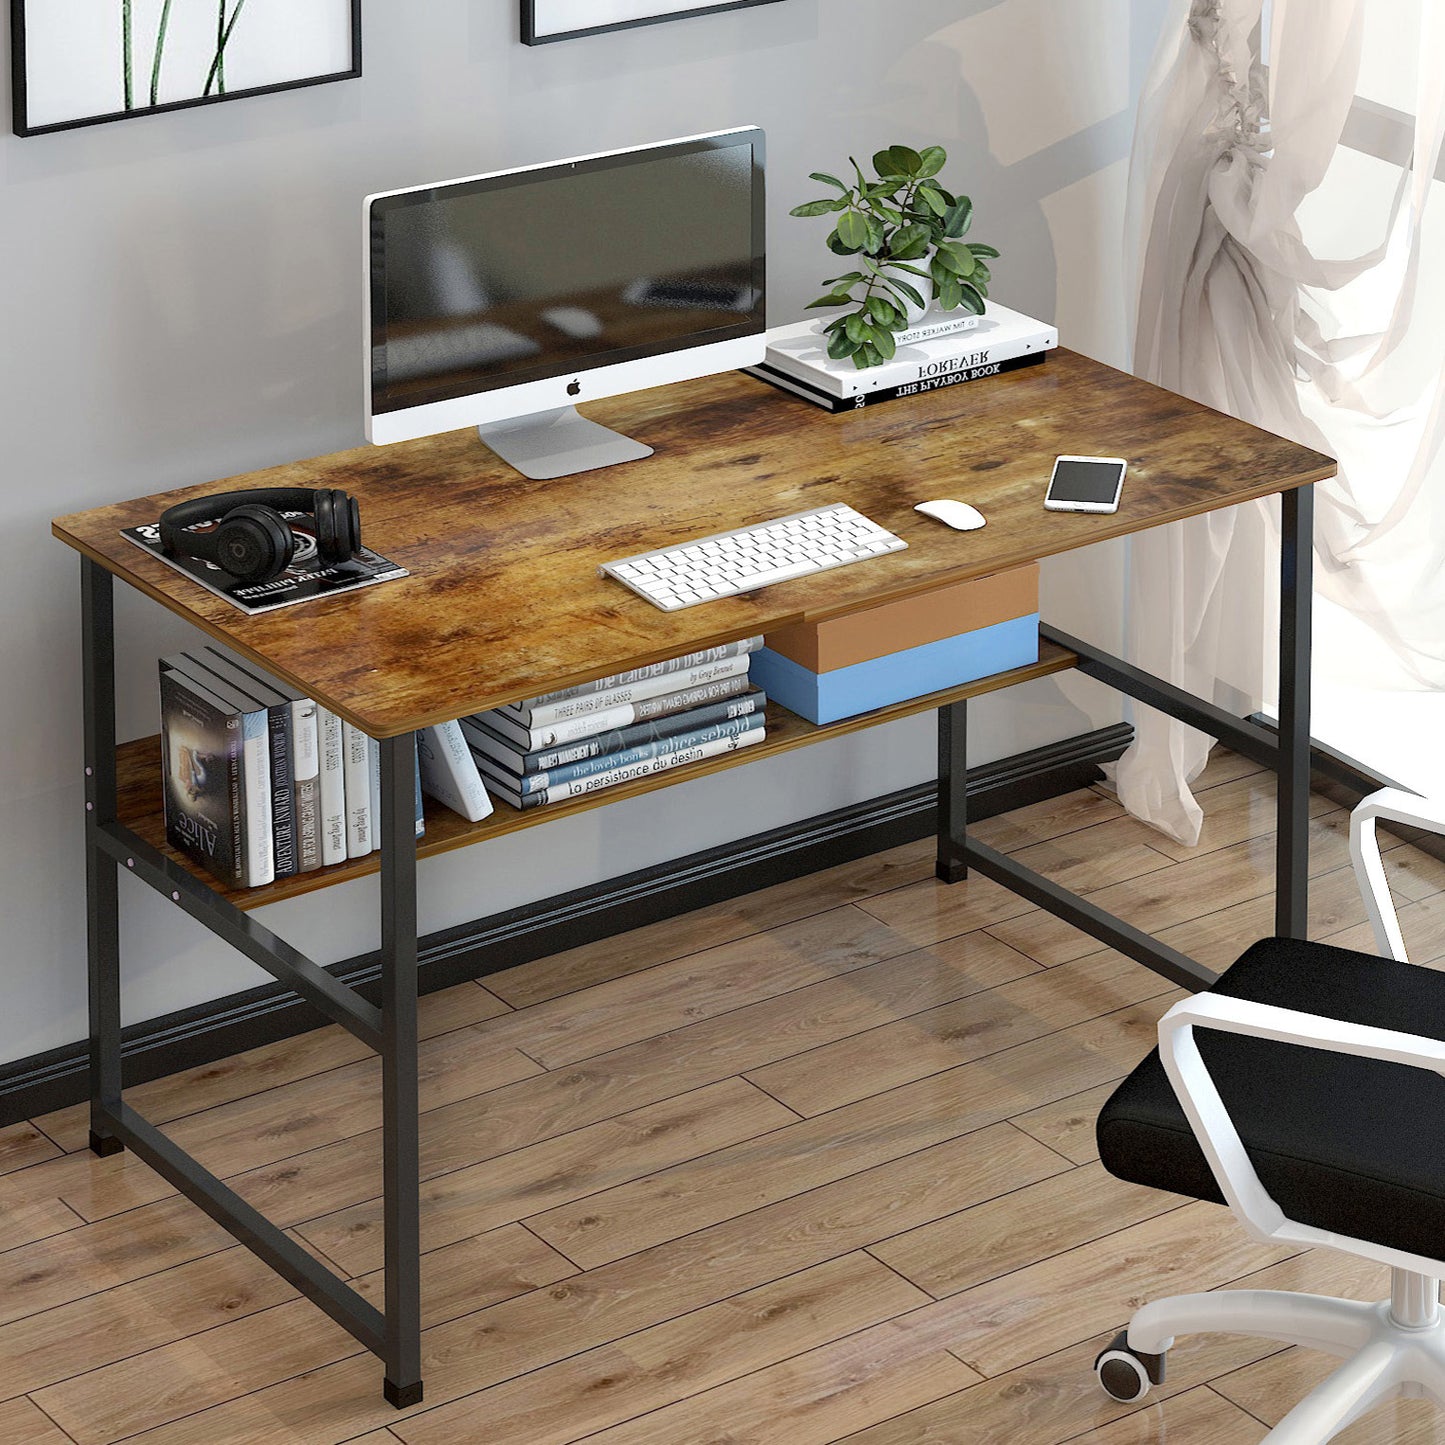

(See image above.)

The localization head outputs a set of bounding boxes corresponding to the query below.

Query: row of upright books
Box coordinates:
[461,638,768,810]
[160,647,493,890]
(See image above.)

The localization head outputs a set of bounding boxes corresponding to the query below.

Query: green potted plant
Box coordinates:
[790,144,1000,369]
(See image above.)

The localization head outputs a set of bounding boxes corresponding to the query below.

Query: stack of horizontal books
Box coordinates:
[160,647,491,890]
[462,638,767,810]
[745,300,1058,414]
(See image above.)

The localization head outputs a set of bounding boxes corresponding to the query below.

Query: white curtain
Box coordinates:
[1112,0,1445,844]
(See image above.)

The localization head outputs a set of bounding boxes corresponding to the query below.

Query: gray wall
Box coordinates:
[0,0,1165,1066]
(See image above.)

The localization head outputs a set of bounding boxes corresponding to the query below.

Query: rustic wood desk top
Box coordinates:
[53,348,1335,738]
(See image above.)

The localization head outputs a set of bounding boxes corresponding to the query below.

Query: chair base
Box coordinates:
[1114,1288,1445,1442]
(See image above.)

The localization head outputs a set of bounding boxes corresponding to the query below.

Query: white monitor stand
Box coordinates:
[475,406,654,481]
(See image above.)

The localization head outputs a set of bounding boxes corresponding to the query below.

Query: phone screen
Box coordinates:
[1048,458,1125,505]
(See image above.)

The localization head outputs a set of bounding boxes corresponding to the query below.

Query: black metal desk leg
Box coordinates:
[82,559,124,1158]
[1277,485,1314,939]
[936,699,968,884]
[380,733,423,1408]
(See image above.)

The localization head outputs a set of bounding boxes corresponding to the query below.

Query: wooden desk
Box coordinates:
[56,350,1329,736]
[53,348,1335,1405]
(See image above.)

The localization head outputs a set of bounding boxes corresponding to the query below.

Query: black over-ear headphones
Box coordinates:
[159,487,363,585]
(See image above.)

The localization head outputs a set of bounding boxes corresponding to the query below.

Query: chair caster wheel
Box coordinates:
[1094,1330,1165,1403]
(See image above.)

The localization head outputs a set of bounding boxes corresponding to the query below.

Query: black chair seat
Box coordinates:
[1098,936,1445,1264]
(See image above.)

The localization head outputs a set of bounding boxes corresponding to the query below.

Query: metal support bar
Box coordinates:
[936,700,968,884]
[82,559,124,1157]
[1040,623,1280,770]
[1278,485,1314,938]
[103,1100,386,1352]
[96,822,384,1052]
[965,839,1218,992]
[380,733,423,1408]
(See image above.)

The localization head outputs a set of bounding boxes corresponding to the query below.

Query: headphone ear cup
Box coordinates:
[213,504,294,583]
[312,489,356,563]
[312,489,361,562]
[344,495,362,557]
[312,489,335,559]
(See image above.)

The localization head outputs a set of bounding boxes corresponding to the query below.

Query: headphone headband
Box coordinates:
[159,488,322,555]
[158,486,362,584]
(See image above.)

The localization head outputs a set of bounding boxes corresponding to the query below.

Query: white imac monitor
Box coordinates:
[365,127,767,480]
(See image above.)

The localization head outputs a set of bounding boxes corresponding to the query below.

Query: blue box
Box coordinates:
[751,615,1040,726]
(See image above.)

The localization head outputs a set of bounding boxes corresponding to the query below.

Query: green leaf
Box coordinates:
[932,245,975,277]
[917,145,946,177]
[823,315,849,333]
[943,197,973,238]
[945,243,977,277]
[863,216,886,253]
[875,204,904,226]
[966,242,999,258]
[828,229,862,256]
[852,344,883,370]
[873,148,905,177]
[958,281,987,315]
[827,329,860,360]
[845,312,872,345]
[809,171,848,191]
[918,186,948,218]
[866,295,898,326]
[805,293,853,310]
[971,262,991,286]
[883,275,926,310]
[867,324,898,361]
[836,211,870,250]
[887,260,932,278]
[886,145,924,176]
[887,223,932,262]
[938,272,963,311]
[824,271,866,286]
[790,198,845,218]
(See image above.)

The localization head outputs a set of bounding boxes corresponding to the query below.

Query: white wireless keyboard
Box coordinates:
[599,503,908,612]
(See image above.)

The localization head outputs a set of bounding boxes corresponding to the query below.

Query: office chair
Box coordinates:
[1094,787,1445,1443]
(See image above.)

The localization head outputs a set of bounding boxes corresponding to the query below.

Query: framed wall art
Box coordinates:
[11,0,362,137]
[522,0,784,46]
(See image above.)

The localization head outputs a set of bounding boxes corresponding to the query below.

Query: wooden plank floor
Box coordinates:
[5,750,1445,1444]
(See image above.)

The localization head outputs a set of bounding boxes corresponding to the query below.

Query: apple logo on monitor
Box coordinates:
[567,379,582,397]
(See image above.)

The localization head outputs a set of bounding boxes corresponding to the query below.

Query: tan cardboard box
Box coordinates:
[765,563,1040,674]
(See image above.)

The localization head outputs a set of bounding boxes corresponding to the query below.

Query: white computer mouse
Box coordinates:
[541,306,605,340]
[915,499,987,531]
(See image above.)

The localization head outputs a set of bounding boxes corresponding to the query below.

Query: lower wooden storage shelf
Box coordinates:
[117,640,1076,911]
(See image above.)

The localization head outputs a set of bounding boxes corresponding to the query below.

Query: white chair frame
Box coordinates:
[1118,788,1445,1443]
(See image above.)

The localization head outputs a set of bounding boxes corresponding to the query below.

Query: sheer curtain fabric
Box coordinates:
[1115,0,1445,844]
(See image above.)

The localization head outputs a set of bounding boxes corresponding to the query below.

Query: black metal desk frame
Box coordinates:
[78,485,1311,1407]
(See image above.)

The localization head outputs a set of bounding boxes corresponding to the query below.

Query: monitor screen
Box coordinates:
[368,132,765,417]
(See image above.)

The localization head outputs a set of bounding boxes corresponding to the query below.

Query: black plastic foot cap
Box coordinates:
[385,1379,424,1410]
[89,1130,124,1158]
[936,860,969,885]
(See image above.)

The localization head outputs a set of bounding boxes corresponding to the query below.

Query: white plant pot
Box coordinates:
[885,247,936,326]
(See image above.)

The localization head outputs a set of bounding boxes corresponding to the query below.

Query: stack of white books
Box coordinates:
[746,301,1058,414]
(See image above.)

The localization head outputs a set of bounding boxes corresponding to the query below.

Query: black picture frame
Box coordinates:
[522,0,784,46]
[11,0,362,138]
